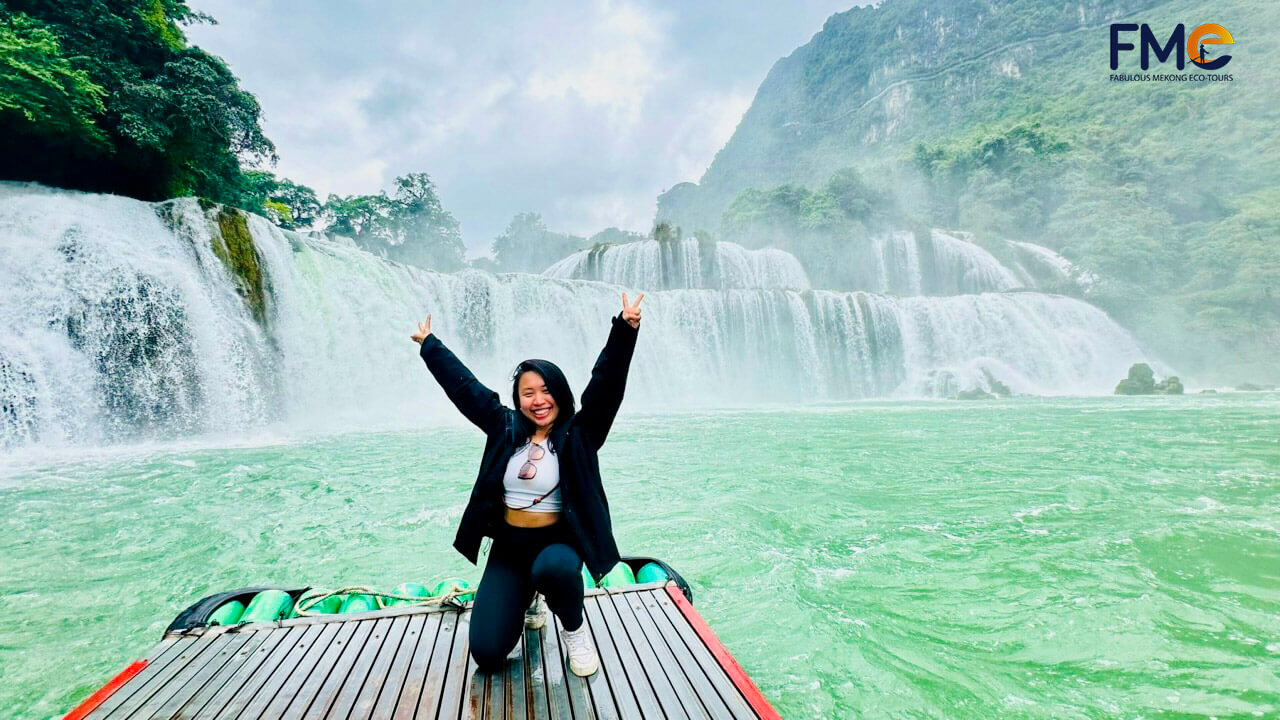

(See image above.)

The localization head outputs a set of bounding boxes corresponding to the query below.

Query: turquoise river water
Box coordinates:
[2,395,1278,718]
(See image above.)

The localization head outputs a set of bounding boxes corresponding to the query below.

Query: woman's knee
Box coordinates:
[469,620,516,673]
[531,543,583,587]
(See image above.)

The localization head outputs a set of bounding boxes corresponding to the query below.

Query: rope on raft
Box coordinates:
[293,583,471,616]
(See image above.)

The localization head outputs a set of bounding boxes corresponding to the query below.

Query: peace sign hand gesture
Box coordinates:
[621,292,644,329]
[410,314,433,344]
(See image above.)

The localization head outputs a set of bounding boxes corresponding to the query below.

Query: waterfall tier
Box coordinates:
[0,185,1145,450]
[543,238,811,290]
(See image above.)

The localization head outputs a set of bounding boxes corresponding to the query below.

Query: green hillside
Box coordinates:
[657,0,1279,382]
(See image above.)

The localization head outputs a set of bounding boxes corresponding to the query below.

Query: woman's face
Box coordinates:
[517,371,558,431]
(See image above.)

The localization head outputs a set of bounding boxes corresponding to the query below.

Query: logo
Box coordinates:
[1110,23,1234,70]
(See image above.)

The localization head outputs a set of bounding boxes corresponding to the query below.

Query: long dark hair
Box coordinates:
[510,359,576,449]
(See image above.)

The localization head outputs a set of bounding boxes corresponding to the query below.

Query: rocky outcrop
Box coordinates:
[1115,363,1182,395]
[210,206,270,327]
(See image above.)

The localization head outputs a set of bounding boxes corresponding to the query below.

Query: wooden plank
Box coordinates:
[602,590,691,720]
[583,596,646,719]
[462,652,485,720]
[415,610,461,716]
[113,630,236,718]
[482,655,503,720]
[537,618,581,720]
[434,611,473,719]
[632,591,736,720]
[209,625,310,720]
[318,615,404,718]
[651,591,758,719]
[664,588,778,720]
[508,629,528,720]
[236,621,339,718]
[547,612,607,720]
[170,627,276,717]
[365,613,427,719]
[614,591,714,720]
[146,631,257,718]
[85,637,187,718]
[280,618,372,719]
[257,619,345,718]
[336,614,412,718]
[522,625,551,720]
[183,625,295,718]
[391,612,445,720]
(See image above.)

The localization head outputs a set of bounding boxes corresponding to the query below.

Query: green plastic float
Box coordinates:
[207,600,245,626]
[339,593,379,614]
[292,591,343,617]
[430,578,475,603]
[599,562,637,588]
[204,561,676,628]
[636,562,670,584]
[384,582,431,607]
[239,590,293,623]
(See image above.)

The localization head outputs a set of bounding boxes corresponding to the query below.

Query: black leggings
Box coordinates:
[469,521,585,672]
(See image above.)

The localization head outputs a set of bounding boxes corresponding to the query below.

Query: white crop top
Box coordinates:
[503,439,562,512]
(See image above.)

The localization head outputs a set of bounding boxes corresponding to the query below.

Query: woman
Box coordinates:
[411,292,643,677]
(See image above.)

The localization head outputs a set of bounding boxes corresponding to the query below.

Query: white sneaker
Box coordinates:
[524,594,546,630]
[561,622,599,677]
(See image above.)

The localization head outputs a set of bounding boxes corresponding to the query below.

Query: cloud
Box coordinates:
[186,0,855,250]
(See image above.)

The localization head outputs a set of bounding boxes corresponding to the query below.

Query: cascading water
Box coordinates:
[543,237,811,290]
[0,184,1150,451]
[842,230,1073,296]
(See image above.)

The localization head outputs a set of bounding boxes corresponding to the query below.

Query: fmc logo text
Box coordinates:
[1110,23,1233,70]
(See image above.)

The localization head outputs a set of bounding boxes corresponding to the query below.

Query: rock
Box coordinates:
[956,388,995,400]
[1235,383,1276,391]
[1115,363,1156,395]
[1154,376,1184,395]
[980,368,1013,398]
[210,207,270,327]
[1200,389,1217,394]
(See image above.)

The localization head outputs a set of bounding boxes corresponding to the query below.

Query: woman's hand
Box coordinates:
[410,314,433,344]
[621,292,644,328]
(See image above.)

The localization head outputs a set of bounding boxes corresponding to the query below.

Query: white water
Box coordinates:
[845,230,1073,295]
[0,184,1150,450]
[543,237,811,290]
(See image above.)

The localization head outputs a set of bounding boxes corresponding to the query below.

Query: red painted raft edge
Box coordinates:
[63,660,148,720]
[666,585,782,720]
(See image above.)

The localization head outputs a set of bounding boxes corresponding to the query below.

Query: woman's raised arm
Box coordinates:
[413,314,507,435]
[576,293,642,450]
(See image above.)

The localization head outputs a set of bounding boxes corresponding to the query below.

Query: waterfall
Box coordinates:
[0,184,1150,450]
[543,238,810,290]
[840,230,1068,295]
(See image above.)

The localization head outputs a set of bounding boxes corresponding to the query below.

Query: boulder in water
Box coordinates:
[1115,363,1183,395]
[1115,363,1156,395]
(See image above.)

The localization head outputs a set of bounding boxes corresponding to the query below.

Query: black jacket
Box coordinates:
[419,312,639,582]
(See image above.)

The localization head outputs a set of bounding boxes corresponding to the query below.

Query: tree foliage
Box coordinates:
[242,171,320,229]
[322,172,465,271]
[490,212,588,273]
[0,0,274,205]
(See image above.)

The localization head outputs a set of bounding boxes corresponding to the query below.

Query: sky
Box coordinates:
[185,0,854,257]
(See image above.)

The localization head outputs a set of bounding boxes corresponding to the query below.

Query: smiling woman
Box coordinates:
[412,291,643,677]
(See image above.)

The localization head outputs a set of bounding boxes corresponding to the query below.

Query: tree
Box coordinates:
[0,1,274,206]
[491,212,588,273]
[321,172,465,271]
[242,171,320,229]
[0,13,108,149]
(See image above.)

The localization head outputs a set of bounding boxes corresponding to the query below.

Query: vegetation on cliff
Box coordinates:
[0,0,274,206]
[661,0,1279,379]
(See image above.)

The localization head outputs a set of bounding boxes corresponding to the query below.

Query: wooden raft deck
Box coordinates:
[70,583,779,720]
